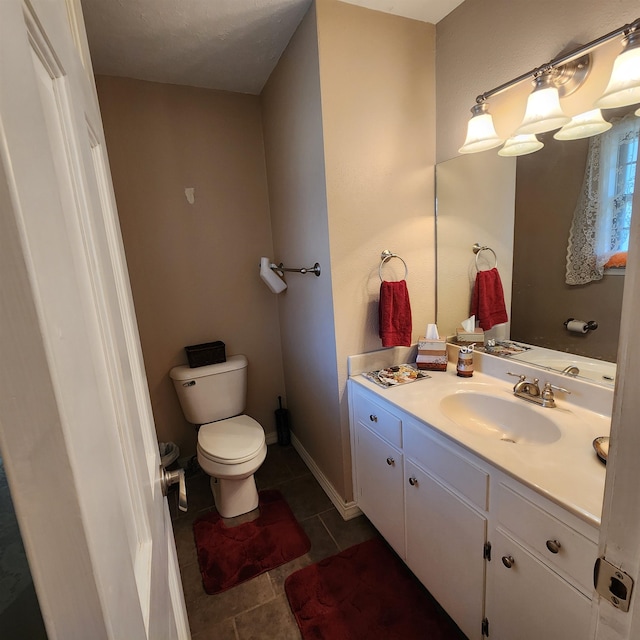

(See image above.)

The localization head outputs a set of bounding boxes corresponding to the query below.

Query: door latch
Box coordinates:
[160,465,187,512]
[594,557,634,612]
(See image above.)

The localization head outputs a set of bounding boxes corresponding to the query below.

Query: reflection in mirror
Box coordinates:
[436,152,515,342]
[436,108,638,388]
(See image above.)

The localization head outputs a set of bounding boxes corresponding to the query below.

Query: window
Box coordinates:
[597,115,638,260]
[566,113,639,285]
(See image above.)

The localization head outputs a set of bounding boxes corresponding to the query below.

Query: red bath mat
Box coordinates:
[193,489,310,594]
[285,537,466,640]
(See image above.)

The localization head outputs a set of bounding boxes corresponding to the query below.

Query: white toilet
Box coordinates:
[169,355,267,518]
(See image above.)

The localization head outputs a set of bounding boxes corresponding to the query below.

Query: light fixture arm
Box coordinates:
[475,18,640,104]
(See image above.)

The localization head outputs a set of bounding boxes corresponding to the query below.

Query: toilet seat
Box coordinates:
[198,414,265,464]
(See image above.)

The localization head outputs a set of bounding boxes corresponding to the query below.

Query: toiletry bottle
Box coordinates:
[457,344,475,378]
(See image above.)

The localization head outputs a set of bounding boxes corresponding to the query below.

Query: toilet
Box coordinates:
[169,355,267,518]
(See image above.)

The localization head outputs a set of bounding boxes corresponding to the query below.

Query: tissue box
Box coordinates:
[416,337,447,371]
[456,328,485,344]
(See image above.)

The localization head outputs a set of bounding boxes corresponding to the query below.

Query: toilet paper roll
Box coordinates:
[260,257,287,294]
[566,320,588,334]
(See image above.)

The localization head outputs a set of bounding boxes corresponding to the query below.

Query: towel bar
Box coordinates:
[272,262,321,277]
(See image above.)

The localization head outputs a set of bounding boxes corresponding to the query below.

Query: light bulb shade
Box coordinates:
[515,73,571,135]
[636,107,640,116]
[458,103,504,154]
[498,134,544,157]
[553,109,612,140]
[595,32,640,109]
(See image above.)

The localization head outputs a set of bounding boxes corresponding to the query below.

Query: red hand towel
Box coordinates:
[471,268,508,330]
[379,280,412,347]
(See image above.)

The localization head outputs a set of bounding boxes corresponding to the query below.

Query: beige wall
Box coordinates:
[96,77,285,457]
[436,0,640,164]
[317,0,436,496]
[261,5,343,495]
[262,0,436,503]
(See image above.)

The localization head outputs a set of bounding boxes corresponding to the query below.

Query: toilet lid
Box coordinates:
[198,415,265,464]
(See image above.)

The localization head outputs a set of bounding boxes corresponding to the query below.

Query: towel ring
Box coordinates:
[472,243,498,271]
[379,249,408,282]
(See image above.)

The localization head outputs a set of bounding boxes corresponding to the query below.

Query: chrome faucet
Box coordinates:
[509,373,540,397]
[507,372,570,408]
[561,365,580,377]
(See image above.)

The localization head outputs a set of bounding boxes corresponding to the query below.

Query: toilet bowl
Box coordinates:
[169,355,267,518]
[196,414,267,518]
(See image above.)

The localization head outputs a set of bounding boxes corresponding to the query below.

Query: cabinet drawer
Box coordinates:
[404,420,489,511]
[496,483,597,594]
[352,390,402,448]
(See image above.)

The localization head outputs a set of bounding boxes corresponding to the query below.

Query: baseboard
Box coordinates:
[265,430,278,446]
[290,432,362,521]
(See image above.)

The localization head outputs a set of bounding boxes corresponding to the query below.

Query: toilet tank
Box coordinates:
[169,354,248,425]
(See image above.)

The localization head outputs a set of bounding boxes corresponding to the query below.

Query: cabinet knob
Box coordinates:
[408,476,418,486]
[501,555,515,569]
[386,457,395,466]
[369,414,378,422]
[546,539,562,554]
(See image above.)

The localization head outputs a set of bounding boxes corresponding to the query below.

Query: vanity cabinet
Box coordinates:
[349,381,598,640]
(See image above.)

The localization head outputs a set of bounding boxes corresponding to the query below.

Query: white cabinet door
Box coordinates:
[405,460,487,640]
[355,422,405,557]
[486,529,591,640]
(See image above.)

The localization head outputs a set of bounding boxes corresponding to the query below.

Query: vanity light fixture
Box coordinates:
[595,30,640,109]
[554,109,612,140]
[458,102,503,154]
[636,107,640,116]
[515,71,571,135]
[460,18,640,155]
[498,134,544,157]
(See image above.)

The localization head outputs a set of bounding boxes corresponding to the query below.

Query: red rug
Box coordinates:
[193,489,310,594]
[285,538,466,640]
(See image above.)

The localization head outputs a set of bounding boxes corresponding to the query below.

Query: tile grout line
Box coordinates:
[317,511,341,551]
[231,615,240,640]
[231,574,279,620]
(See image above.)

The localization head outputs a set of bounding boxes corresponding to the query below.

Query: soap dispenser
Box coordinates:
[457,344,475,378]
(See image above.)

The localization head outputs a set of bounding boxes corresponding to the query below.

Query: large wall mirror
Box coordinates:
[436,105,638,388]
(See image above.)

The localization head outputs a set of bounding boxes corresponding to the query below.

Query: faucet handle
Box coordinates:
[506,372,527,381]
[544,382,571,395]
[540,382,571,408]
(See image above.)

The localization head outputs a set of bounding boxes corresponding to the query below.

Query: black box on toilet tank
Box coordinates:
[184,341,226,368]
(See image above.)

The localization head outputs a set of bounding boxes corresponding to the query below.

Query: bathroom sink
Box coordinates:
[439,392,562,445]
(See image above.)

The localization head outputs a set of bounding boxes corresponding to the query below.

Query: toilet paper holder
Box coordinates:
[564,318,598,333]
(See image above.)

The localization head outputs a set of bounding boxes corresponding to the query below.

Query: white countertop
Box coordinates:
[350,362,610,528]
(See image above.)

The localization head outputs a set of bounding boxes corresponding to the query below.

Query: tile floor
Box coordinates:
[169,445,379,640]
